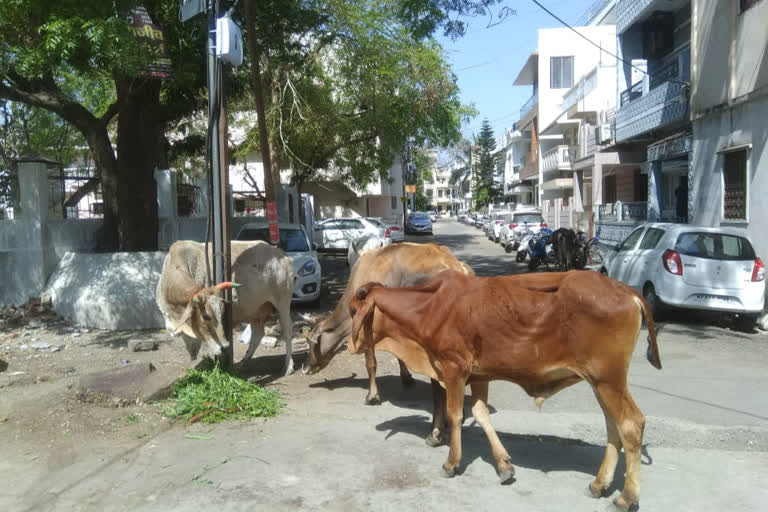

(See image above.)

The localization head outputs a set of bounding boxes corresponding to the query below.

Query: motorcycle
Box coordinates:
[527,228,556,271]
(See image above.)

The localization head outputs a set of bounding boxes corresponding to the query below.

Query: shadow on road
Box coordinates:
[374,413,634,495]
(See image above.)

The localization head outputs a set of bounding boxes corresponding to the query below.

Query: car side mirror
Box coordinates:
[312,243,318,250]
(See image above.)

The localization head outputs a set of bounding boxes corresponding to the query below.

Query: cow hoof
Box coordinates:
[401,374,416,389]
[441,464,456,478]
[611,494,638,512]
[424,431,445,447]
[498,467,515,485]
[364,395,381,406]
[587,481,609,499]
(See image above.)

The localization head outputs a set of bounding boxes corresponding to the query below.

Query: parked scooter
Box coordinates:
[514,227,537,263]
[527,228,556,271]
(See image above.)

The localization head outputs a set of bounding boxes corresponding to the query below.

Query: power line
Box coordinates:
[528,0,689,86]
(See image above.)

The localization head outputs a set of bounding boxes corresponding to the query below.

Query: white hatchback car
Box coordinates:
[312,217,385,251]
[235,222,321,303]
[500,210,546,249]
[601,223,765,329]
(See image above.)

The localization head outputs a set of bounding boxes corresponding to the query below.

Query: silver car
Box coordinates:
[365,217,405,243]
[601,223,765,330]
[235,222,321,303]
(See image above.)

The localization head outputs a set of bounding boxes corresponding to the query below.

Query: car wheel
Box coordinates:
[516,251,527,263]
[734,313,758,333]
[643,283,664,320]
[495,236,500,243]
[505,244,513,253]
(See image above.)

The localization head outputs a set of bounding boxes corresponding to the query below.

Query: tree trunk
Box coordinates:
[84,128,119,251]
[115,77,161,251]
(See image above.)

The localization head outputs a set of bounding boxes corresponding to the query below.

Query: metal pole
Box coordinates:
[207,0,234,368]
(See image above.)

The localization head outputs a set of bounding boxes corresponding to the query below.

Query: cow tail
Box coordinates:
[634,294,662,370]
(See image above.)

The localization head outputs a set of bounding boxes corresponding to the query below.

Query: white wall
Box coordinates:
[537,25,617,132]
[691,96,768,260]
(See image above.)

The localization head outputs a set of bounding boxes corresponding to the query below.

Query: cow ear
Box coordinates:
[350,296,376,352]
[170,301,196,335]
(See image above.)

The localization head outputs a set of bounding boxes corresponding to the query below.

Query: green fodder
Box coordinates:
[164,363,282,423]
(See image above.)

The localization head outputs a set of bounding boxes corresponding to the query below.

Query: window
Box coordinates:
[550,56,574,89]
[723,150,747,220]
[741,0,762,13]
[639,228,665,250]
[618,228,644,252]
[426,189,433,197]
[343,219,364,230]
[391,196,397,209]
[438,189,444,198]
[675,232,756,260]
[320,220,339,230]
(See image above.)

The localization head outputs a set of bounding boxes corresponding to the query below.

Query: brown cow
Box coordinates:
[349,270,661,511]
[305,242,474,405]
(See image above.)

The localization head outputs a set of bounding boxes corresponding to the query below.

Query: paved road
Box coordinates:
[4,218,768,512]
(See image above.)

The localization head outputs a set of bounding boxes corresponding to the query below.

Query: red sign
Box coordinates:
[266,201,279,244]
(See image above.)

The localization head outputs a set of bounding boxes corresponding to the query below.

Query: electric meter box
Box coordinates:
[216,16,243,66]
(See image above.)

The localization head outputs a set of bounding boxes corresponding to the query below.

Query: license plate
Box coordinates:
[694,294,731,303]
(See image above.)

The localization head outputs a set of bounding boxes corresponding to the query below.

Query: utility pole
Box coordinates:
[206,0,233,368]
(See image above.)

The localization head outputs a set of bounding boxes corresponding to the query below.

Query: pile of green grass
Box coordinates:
[164,363,282,424]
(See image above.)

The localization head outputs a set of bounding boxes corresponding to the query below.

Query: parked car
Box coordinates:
[364,217,404,243]
[501,210,547,249]
[312,217,384,251]
[235,223,321,302]
[440,210,450,218]
[488,211,513,243]
[428,210,438,222]
[347,234,392,267]
[405,211,433,234]
[600,223,765,329]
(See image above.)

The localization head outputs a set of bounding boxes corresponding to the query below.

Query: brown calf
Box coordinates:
[349,270,661,511]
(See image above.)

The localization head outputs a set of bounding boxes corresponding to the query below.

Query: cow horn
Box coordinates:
[216,281,242,290]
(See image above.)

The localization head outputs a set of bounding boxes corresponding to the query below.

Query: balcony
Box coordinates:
[541,178,574,192]
[617,0,688,34]
[542,145,576,174]
[615,48,690,142]
[561,67,598,115]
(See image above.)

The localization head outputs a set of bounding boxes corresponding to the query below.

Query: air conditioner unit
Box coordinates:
[596,124,613,145]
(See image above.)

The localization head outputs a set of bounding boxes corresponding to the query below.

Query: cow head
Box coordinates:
[348,282,383,354]
[172,281,241,360]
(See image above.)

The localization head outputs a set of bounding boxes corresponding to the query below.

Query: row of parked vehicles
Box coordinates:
[461,208,765,330]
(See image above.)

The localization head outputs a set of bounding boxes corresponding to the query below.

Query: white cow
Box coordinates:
[156,240,296,375]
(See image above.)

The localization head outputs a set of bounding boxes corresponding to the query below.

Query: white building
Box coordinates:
[514,22,618,231]
[496,126,533,206]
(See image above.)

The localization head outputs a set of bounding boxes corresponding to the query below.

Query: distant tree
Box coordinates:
[472,118,501,208]
[412,148,434,211]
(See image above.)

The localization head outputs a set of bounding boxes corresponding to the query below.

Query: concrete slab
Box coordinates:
[79,361,187,403]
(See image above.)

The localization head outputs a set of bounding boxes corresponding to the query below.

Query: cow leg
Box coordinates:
[398,359,416,389]
[592,384,646,510]
[470,381,515,484]
[441,375,466,478]
[277,303,294,376]
[589,407,622,499]
[242,320,265,361]
[426,379,447,447]
[364,349,381,405]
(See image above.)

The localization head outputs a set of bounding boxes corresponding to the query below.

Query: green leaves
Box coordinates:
[472,118,501,208]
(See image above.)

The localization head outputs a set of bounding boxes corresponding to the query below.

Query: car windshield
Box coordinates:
[674,232,756,261]
[237,227,310,252]
[411,213,429,220]
[514,214,543,224]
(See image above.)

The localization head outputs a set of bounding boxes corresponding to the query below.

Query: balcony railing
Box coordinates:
[542,145,576,173]
[597,201,648,222]
[562,67,598,113]
[620,81,643,107]
[519,92,538,121]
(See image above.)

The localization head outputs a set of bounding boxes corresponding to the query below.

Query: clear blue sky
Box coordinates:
[437,0,599,141]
